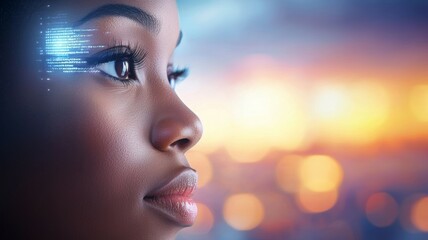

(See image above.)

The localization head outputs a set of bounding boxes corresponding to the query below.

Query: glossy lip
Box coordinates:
[143,169,198,226]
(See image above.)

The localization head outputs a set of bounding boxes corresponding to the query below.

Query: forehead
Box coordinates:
[35,0,180,71]
[44,0,179,34]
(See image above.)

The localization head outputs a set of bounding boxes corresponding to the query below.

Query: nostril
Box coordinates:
[150,106,202,152]
[171,138,191,150]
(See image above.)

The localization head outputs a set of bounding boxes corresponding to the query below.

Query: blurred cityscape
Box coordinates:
[175,1,428,239]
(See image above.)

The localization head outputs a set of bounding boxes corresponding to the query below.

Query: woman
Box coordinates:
[0,0,203,239]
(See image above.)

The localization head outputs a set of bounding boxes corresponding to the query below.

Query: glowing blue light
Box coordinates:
[38,13,105,74]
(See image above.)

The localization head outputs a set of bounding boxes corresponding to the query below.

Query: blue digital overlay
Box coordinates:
[37,13,105,74]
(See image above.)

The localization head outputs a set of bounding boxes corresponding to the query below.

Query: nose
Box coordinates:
[150,98,203,153]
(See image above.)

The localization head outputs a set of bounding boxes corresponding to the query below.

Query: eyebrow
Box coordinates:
[176,31,183,47]
[75,4,160,33]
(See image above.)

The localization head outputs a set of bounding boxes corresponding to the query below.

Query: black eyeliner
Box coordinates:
[168,65,189,83]
[86,45,147,68]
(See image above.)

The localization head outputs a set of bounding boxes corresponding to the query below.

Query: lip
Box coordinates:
[143,169,198,226]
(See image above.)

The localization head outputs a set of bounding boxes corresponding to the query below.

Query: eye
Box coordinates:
[167,64,189,89]
[96,58,137,81]
[88,45,146,83]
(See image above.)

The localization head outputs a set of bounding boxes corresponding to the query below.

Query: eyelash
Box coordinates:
[87,43,189,88]
[86,44,145,84]
[168,65,189,89]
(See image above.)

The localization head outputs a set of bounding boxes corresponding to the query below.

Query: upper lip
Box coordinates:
[144,168,198,200]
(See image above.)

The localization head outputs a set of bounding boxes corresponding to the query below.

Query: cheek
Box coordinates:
[77,82,150,196]
[43,79,155,232]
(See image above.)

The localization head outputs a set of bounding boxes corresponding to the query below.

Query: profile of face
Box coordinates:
[3,0,202,239]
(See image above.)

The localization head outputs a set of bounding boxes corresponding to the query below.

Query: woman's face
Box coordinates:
[13,0,202,239]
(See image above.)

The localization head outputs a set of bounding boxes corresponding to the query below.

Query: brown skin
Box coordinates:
[5,0,202,239]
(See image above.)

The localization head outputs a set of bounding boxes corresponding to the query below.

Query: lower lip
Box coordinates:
[144,196,198,226]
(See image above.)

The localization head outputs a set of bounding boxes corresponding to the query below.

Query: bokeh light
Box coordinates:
[345,81,390,144]
[409,85,428,122]
[411,196,428,232]
[314,81,391,144]
[182,203,215,235]
[224,58,308,163]
[186,151,213,188]
[313,84,349,121]
[299,155,343,192]
[296,188,339,213]
[275,155,305,193]
[186,98,233,154]
[365,192,399,227]
[223,193,265,230]
[399,194,424,233]
[176,0,428,239]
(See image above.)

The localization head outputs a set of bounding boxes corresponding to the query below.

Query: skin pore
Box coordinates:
[3,0,202,239]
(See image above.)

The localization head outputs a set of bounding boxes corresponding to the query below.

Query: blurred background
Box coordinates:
[174,0,428,239]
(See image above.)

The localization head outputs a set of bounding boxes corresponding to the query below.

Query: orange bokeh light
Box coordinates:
[296,188,339,213]
[365,192,399,227]
[411,196,428,232]
[223,193,265,230]
[299,155,343,192]
[409,85,428,122]
[313,81,391,144]
[224,61,308,162]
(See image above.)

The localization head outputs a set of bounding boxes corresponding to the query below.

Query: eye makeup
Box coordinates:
[85,44,147,83]
[86,44,147,68]
[167,65,189,90]
[86,42,190,88]
[37,12,189,88]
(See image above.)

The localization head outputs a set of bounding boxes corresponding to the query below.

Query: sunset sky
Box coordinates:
[175,1,428,239]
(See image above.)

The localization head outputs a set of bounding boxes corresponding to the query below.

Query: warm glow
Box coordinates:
[185,98,233,154]
[299,155,343,192]
[225,140,270,163]
[187,151,213,188]
[315,81,390,144]
[226,74,308,162]
[365,192,399,227]
[183,203,214,235]
[409,85,428,122]
[411,196,428,232]
[296,188,339,213]
[275,155,305,193]
[345,81,390,143]
[223,193,265,230]
[313,85,349,120]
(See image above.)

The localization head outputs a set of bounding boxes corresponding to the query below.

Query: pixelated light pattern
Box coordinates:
[38,13,104,74]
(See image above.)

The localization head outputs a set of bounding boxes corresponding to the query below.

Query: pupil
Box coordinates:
[115,60,129,78]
